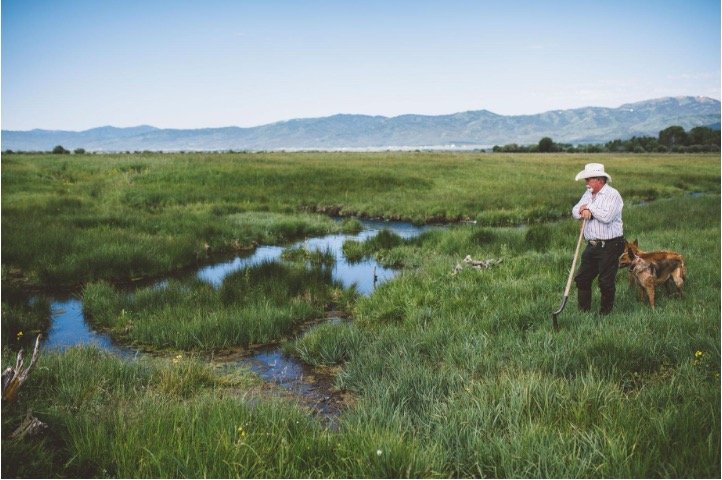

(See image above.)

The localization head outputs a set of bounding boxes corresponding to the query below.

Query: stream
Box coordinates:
[40,220,432,418]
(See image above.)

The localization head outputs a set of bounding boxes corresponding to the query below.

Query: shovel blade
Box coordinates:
[551,295,569,331]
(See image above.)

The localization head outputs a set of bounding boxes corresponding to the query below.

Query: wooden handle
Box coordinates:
[562,219,587,297]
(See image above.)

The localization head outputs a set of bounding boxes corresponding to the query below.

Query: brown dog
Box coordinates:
[618,240,686,309]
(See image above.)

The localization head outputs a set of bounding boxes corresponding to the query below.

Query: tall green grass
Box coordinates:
[2,152,718,289]
[292,193,720,477]
[2,347,440,478]
[2,153,719,478]
[81,260,355,352]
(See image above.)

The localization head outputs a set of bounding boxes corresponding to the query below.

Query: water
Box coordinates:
[39,219,431,412]
[196,246,284,288]
[43,297,138,358]
[195,220,427,294]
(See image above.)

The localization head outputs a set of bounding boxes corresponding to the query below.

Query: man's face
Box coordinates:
[585,177,605,194]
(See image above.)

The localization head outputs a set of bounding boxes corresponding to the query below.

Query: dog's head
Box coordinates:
[618,239,640,268]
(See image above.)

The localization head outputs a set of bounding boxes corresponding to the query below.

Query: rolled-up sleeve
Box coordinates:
[572,192,591,219]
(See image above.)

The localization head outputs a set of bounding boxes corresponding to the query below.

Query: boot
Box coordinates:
[578,288,592,312]
[600,289,615,315]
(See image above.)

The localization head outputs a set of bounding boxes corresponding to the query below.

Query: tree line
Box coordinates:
[3,124,720,155]
[492,125,721,153]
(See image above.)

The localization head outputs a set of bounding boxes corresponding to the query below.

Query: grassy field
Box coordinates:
[1,152,717,290]
[2,152,719,478]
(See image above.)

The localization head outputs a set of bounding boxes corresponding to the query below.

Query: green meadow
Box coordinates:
[2,152,720,478]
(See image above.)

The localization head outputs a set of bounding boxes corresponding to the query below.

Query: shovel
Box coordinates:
[551,218,587,331]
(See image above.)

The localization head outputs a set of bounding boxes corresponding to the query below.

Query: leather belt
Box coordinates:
[587,236,623,248]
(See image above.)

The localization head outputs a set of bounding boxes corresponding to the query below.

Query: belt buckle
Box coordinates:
[590,240,605,248]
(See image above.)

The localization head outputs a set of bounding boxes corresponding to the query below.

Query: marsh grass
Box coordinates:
[281,244,336,268]
[289,321,365,366]
[82,261,348,351]
[293,193,720,477]
[2,152,717,289]
[1,153,719,478]
[343,229,406,264]
[2,346,447,478]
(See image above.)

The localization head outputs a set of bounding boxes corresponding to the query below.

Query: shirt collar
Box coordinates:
[596,184,610,195]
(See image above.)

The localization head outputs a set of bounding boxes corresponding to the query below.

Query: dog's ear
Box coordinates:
[628,247,636,259]
[633,239,638,246]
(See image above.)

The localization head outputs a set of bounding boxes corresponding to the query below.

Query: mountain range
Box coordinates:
[2,96,719,152]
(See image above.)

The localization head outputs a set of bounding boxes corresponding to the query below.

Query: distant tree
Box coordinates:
[74,148,86,154]
[628,136,659,152]
[605,139,626,152]
[52,145,70,154]
[658,126,687,149]
[688,126,720,147]
[538,137,555,152]
[501,143,522,152]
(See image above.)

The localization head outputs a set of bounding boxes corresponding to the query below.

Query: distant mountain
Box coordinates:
[2,96,719,152]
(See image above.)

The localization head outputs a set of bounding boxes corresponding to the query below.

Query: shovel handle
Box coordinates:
[552,219,587,330]
[563,219,587,297]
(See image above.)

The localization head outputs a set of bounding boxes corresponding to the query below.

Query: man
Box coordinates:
[571,163,625,315]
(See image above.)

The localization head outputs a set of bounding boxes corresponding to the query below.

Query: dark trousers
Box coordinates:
[574,237,625,314]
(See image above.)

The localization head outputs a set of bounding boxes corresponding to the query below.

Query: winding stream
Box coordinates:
[40,220,432,415]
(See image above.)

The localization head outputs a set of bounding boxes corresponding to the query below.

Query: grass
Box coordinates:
[81,261,356,352]
[1,152,719,478]
[2,152,717,289]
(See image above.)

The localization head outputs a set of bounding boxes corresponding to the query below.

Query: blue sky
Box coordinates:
[2,0,720,131]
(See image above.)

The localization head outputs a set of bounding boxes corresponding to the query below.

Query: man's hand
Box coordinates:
[579,206,592,220]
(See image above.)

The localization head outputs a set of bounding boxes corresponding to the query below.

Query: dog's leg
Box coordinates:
[664,278,674,294]
[671,267,685,297]
[645,283,656,309]
[635,282,646,303]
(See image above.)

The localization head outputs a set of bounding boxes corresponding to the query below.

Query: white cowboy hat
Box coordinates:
[575,163,612,182]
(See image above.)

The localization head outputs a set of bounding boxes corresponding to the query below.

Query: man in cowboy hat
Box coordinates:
[571,163,625,315]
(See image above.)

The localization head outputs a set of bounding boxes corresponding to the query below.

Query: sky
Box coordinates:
[2,0,720,131]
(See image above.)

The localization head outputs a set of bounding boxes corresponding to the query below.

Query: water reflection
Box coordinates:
[43,297,138,357]
[196,246,284,288]
[194,220,429,294]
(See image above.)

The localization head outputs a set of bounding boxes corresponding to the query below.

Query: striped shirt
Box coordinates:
[572,184,624,240]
